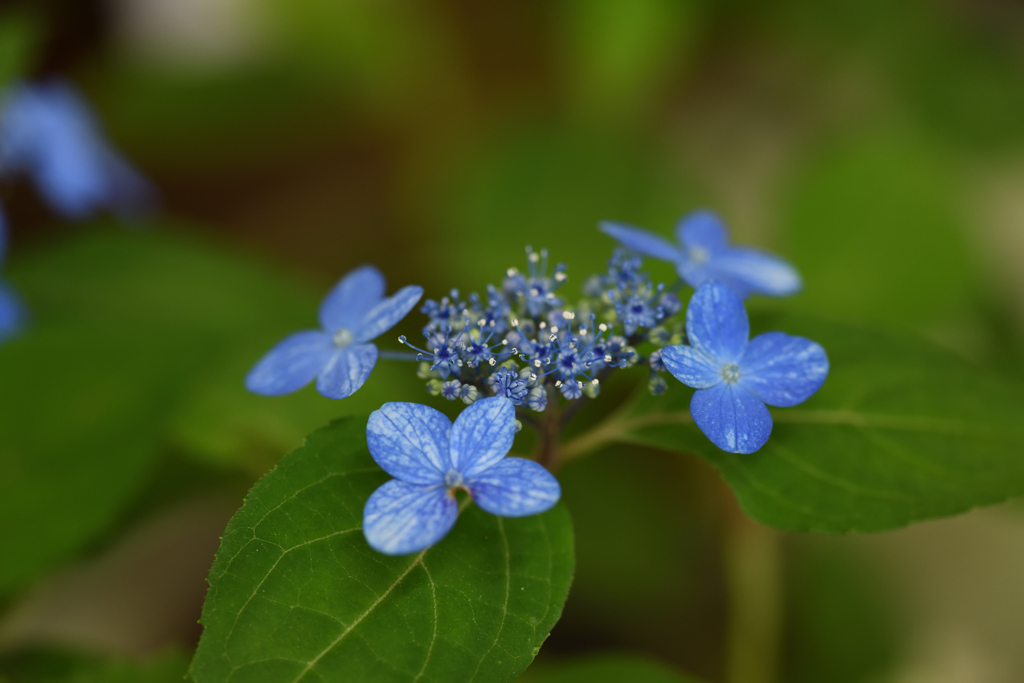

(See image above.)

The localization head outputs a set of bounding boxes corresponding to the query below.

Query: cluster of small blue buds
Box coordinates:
[403,243,693,410]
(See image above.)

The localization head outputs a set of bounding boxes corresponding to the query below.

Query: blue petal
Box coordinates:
[363,480,458,555]
[0,282,26,341]
[468,457,561,517]
[449,397,516,478]
[366,402,451,485]
[740,332,829,407]
[675,210,729,255]
[685,281,749,364]
[33,133,110,220]
[690,382,772,454]
[315,343,378,399]
[244,330,333,395]
[354,284,424,343]
[661,344,722,389]
[318,265,386,332]
[599,221,681,263]
[704,248,802,298]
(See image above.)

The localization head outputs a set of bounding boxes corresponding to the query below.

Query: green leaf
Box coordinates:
[0,226,419,596]
[784,136,975,326]
[566,318,1024,533]
[189,417,574,683]
[519,654,702,683]
[0,326,183,596]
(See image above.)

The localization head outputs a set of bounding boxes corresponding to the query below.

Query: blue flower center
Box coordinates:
[444,470,464,488]
[689,246,710,265]
[721,363,741,383]
[333,328,354,348]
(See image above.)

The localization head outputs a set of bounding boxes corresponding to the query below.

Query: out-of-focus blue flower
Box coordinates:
[0,79,156,221]
[600,210,801,298]
[661,281,828,453]
[246,265,423,399]
[363,398,561,555]
[0,208,25,341]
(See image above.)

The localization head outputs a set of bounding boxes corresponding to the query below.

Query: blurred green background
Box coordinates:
[2,0,1024,681]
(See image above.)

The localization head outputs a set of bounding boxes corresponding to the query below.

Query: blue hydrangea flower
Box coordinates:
[660,281,828,453]
[0,80,155,221]
[600,210,801,298]
[363,397,561,555]
[246,265,423,399]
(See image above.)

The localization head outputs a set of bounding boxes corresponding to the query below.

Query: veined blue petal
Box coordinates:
[690,382,772,454]
[685,281,749,364]
[704,248,802,298]
[319,265,386,332]
[740,332,829,407]
[244,330,333,396]
[661,344,722,389]
[354,284,424,343]
[366,402,451,485]
[675,210,729,256]
[449,397,516,478]
[363,480,458,555]
[315,343,378,399]
[0,282,26,341]
[599,221,681,263]
[468,458,560,517]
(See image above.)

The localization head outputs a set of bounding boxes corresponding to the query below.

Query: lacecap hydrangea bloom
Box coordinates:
[246,265,423,399]
[363,397,560,555]
[601,210,801,298]
[660,281,829,453]
[0,79,155,220]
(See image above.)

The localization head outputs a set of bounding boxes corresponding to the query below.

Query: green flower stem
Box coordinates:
[536,385,563,471]
[723,489,783,683]
[559,409,694,463]
[377,349,420,361]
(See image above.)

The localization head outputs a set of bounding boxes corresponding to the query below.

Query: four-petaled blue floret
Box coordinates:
[660,281,829,454]
[245,265,423,399]
[363,397,561,555]
[600,210,801,298]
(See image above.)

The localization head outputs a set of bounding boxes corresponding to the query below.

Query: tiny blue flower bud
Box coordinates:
[648,326,670,345]
[557,379,583,400]
[441,379,462,401]
[525,386,547,412]
[660,292,682,317]
[648,374,668,395]
[460,384,481,405]
[649,348,667,372]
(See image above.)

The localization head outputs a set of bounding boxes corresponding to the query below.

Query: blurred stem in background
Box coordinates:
[724,486,782,683]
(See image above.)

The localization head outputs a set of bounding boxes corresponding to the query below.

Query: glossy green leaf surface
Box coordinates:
[573,318,1024,533]
[190,417,574,683]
